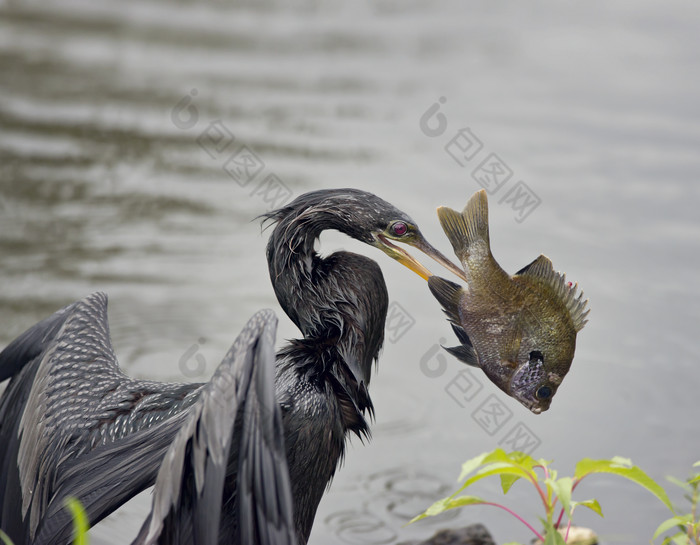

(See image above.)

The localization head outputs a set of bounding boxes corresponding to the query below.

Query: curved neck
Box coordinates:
[264,203,388,410]
[265,206,358,335]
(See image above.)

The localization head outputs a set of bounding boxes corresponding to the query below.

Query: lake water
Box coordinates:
[1,1,699,543]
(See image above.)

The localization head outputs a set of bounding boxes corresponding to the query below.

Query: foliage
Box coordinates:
[653,461,700,545]
[411,448,673,544]
[0,498,89,545]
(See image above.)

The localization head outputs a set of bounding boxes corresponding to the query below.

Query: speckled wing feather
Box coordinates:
[0,293,202,545]
[133,309,297,545]
[0,299,79,541]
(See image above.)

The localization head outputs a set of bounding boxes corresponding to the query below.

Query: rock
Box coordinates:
[397,523,496,545]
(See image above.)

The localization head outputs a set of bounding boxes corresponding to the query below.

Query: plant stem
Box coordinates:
[564,519,572,542]
[554,507,565,529]
[526,475,550,513]
[481,502,545,541]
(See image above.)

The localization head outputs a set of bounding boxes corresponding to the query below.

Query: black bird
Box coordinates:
[0,188,463,545]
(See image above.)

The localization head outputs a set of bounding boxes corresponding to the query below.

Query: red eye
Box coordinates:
[392,222,408,236]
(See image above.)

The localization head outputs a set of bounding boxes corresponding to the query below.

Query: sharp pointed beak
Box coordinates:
[411,236,469,282]
[372,233,468,282]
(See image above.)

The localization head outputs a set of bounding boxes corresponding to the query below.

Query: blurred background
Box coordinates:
[1,0,699,543]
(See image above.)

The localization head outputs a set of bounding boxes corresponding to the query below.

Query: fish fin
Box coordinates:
[450,323,473,347]
[436,190,490,262]
[444,344,480,367]
[516,254,590,333]
[428,276,462,324]
[516,254,555,277]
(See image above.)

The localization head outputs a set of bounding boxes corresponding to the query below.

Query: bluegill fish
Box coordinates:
[428,190,589,414]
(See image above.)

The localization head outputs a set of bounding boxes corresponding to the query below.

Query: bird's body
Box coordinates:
[0,188,455,545]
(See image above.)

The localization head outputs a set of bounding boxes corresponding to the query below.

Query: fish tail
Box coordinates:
[436,189,490,262]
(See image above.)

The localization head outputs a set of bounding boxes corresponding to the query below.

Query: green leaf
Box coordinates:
[409,495,484,523]
[571,498,604,518]
[610,456,633,467]
[653,514,694,540]
[574,458,673,511]
[501,473,522,494]
[0,530,15,545]
[666,476,693,493]
[507,450,542,471]
[688,474,700,485]
[459,463,533,493]
[457,452,490,482]
[693,461,700,468]
[542,520,567,545]
[65,498,89,545]
[546,477,573,516]
[661,532,690,545]
[444,495,486,509]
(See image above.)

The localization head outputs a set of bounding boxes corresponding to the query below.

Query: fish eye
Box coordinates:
[390,221,408,237]
[535,386,552,400]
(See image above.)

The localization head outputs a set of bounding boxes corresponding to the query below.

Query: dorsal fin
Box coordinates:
[516,254,554,278]
[516,254,590,332]
[427,276,462,325]
[436,190,490,263]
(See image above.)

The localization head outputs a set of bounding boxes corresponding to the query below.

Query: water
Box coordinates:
[1,1,699,543]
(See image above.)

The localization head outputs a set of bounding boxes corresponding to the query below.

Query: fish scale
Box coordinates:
[428,190,589,414]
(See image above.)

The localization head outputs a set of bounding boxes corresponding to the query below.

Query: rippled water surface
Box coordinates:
[1,1,699,543]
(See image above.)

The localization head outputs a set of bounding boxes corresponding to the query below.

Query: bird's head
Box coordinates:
[266,188,465,281]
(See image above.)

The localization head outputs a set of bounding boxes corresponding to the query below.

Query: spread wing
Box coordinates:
[133,309,297,545]
[0,293,201,545]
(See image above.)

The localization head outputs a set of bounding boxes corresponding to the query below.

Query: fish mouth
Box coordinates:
[508,362,550,414]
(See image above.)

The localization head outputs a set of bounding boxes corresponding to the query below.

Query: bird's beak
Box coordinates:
[372,234,468,282]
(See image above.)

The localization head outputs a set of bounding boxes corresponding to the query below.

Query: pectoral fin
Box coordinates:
[428,276,463,325]
[444,344,480,367]
[444,324,479,367]
[428,277,480,367]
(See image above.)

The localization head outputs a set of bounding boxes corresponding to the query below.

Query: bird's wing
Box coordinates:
[0,292,200,545]
[133,309,297,545]
[0,298,79,540]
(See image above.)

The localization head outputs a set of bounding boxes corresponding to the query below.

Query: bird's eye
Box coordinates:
[391,221,408,236]
[535,386,552,400]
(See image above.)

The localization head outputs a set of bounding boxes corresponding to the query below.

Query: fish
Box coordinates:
[428,190,589,414]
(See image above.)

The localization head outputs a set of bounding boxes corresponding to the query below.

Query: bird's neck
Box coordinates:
[265,210,354,336]
[265,213,388,417]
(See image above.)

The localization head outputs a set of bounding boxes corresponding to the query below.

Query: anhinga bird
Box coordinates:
[0,188,464,545]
